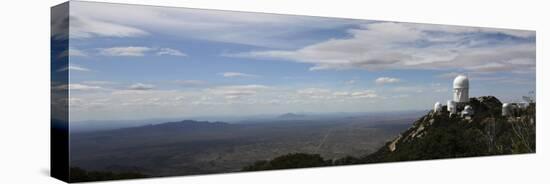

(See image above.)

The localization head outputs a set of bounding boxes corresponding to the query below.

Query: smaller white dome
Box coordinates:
[453,75,469,89]
[434,102,442,112]
[502,103,512,108]
[462,105,474,117]
[447,100,457,114]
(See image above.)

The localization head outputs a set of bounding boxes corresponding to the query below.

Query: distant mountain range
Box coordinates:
[277,113,307,119]
[69,114,415,179]
[124,120,231,131]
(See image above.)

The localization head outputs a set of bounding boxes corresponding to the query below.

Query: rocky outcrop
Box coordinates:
[361,96,535,163]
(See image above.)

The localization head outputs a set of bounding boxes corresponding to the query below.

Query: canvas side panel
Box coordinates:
[51,2,70,182]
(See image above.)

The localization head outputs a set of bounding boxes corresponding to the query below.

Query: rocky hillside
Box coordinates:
[360,96,535,163]
[243,96,536,170]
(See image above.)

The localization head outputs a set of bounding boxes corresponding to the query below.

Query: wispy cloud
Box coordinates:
[98,46,186,57]
[349,90,378,98]
[156,48,187,56]
[98,46,153,56]
[70,16,148,39]
[206,85,268,99]
[70,1,364,49]
[297,88,378,100]
[58,47,88,58]
[54,83,103,91]
[68,47,88,57]
[56,64,91,72]
[375,77,401,85]
[220,72,259,78]
[227,22,535,73]
[129,83,155,90]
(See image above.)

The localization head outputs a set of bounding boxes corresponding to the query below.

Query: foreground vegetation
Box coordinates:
[69,167,148,182]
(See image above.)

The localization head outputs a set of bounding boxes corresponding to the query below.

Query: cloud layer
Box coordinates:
[69,1,364,49]
[63,1,535,121]
[228,22,535,73]
[70,16,148,39]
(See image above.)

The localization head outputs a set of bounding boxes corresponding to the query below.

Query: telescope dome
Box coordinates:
[453,75,469,89]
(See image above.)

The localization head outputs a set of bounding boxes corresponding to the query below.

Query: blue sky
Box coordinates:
[55,1,536,121]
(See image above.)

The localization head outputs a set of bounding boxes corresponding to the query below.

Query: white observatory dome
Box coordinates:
[461,105,474,118]
[434,102,442,112]
[447,100,457,114]
[453,75,470,102]
[453,75,469,89]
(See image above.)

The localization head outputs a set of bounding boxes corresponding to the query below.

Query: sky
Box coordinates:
[53,1,536,121]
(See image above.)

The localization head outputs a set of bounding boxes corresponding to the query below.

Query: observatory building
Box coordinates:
[432,74,529,119]
[453,75,469,103]
[461,105,474,119]
[433,74,474,118]
[447,100,457,114]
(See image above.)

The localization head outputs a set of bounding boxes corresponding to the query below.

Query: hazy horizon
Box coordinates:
[59,1,535,122]
[70,109,429,123]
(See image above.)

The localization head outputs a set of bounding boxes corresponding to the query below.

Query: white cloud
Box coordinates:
[156,48,187,56]
[70,1,363,48]
[54,83,103,91]
[297,88,331,96]
[97,46,187,57]
[70,16,148,39]
[350,90,378,98]
[56,64,91,72]
[228,22,535,73]
[375,77,401,85]
[333,91,350,96]
[220,72,259,78]
[98,46,153,56]
[297,88,378,100]
[58,47,88,58]
[68,47,87,57]
[206,85,268,100]
[129,83,155,90]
